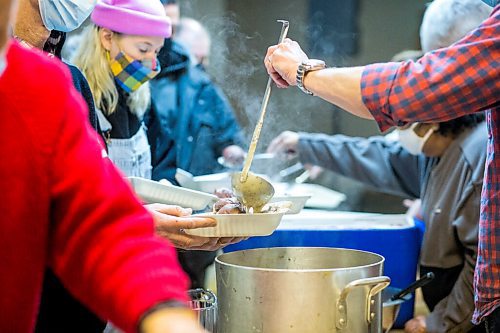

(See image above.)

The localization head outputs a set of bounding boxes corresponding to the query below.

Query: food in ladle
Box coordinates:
[212,188,290,215]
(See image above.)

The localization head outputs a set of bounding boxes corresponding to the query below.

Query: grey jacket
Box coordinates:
[298,123,487,332]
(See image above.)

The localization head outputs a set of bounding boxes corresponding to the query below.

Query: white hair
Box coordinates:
[174,17,211,66]
[420,0,492,52]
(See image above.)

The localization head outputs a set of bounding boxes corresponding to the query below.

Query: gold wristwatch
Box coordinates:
[296,59,326,95]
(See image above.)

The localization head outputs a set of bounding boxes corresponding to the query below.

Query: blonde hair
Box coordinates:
[72,25,151,117]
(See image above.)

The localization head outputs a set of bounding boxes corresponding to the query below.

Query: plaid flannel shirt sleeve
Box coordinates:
[361,6,500,324]
[361,6,500,132]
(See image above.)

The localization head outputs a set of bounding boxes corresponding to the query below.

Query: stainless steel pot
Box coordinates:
[216,247,390,333]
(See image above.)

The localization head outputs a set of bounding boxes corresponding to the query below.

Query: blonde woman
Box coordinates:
[74,0,167,178]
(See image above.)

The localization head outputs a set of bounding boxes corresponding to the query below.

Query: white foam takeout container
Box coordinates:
[269,195,310,214]
[274,183,346,210]
[184,211,286,237]
[127,177,218,211]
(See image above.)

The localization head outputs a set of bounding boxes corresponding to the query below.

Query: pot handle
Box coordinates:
[336,276,391,329]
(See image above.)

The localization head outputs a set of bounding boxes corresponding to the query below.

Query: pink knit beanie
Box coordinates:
[91,0,172,38]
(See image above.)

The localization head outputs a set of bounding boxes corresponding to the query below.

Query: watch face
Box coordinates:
[297,60,325,96]
[307,59,326,69]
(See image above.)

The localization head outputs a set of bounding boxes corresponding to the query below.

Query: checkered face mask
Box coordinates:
[109,51,161,93]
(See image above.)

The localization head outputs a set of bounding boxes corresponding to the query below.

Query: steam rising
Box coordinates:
[181,6,343,152]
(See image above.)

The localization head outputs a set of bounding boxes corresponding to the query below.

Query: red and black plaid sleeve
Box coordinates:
[361,7,499,132]
[361,6,500,324]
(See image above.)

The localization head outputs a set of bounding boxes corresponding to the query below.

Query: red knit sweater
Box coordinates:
[0,41,189,333]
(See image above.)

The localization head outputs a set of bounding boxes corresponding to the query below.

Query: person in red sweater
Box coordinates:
[0,1,207,332]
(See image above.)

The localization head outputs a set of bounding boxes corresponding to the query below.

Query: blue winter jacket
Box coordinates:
[146,42,243,183]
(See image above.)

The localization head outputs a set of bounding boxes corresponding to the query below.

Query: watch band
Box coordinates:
[296,59,326,95]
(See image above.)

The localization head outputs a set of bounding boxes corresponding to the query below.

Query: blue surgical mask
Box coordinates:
[39,0,96,32]
[0,53,6,78]
[481,0,499,6]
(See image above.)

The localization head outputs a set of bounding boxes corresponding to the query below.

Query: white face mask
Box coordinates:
[39,0,96,32]
[397,123,436,155]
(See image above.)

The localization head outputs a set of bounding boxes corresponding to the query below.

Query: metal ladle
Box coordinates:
[232,20,290,212]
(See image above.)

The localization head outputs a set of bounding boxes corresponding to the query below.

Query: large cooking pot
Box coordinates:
[382,287,411,332]
[216,247,390,333]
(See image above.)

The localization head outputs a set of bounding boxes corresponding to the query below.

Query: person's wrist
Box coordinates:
[296,59,326,95]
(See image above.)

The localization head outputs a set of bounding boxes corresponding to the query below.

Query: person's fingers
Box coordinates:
[217,237,234,244]
[265,57,277,75]
[214,237,243,248]
[147,203,192,217]
[404,318,425,333]
[267,57,293,86]
[267,134,285,154]
[278,41,289,50]
[282,131,298,150]
[197,237,221,251]
[158,232,209,250]
[271,131,298,155]
[182,236,220,251]
[155,224,226,251]
[265,44,279,61]
[404,319,414,330]
[190,237,248,251]
[404,323,413,333]
[224,237,246,245]
[202,237,220,247]
[264,45,279,73]
[177,217,217,229]
[156,216,217,230]
[269,72,290,87]
[265,46,291,87]
[306,165,323,180]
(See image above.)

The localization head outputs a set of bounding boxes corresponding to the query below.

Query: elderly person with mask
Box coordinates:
[267,1,492,332]
[269,115,485,333]
[265,0,499,330]
[11,0,230,332]
[13,0,102,139]
[0,0,211,332]
[15,0,230,251]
